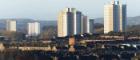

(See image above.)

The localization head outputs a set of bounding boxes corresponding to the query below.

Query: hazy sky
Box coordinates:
[0,0,139,20]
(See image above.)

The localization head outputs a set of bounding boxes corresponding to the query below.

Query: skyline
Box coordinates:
[0,0,139,20]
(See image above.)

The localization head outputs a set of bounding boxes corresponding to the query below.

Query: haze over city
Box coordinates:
[0,0,139,20]
[0,0,140,60]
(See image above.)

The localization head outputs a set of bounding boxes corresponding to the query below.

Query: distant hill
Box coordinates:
[95,16,140,25]
[0,16,140,31]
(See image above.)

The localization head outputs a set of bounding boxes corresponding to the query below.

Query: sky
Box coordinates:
[0,0,139,20]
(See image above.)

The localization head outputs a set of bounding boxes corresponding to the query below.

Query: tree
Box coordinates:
[0,31,26,40]
[39,26,57,40]
[108,31,124,36]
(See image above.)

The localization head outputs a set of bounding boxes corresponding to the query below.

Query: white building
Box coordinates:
[28,22,40,36]
[6,20,16,32]
[81,16,89,34]
[57,8,68,37]
[57,8,83,37]
[89,19,94,34]
[104,0,127,33]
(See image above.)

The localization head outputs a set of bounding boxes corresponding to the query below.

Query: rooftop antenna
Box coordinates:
[111,0,115,4]
[119,0,122,5]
